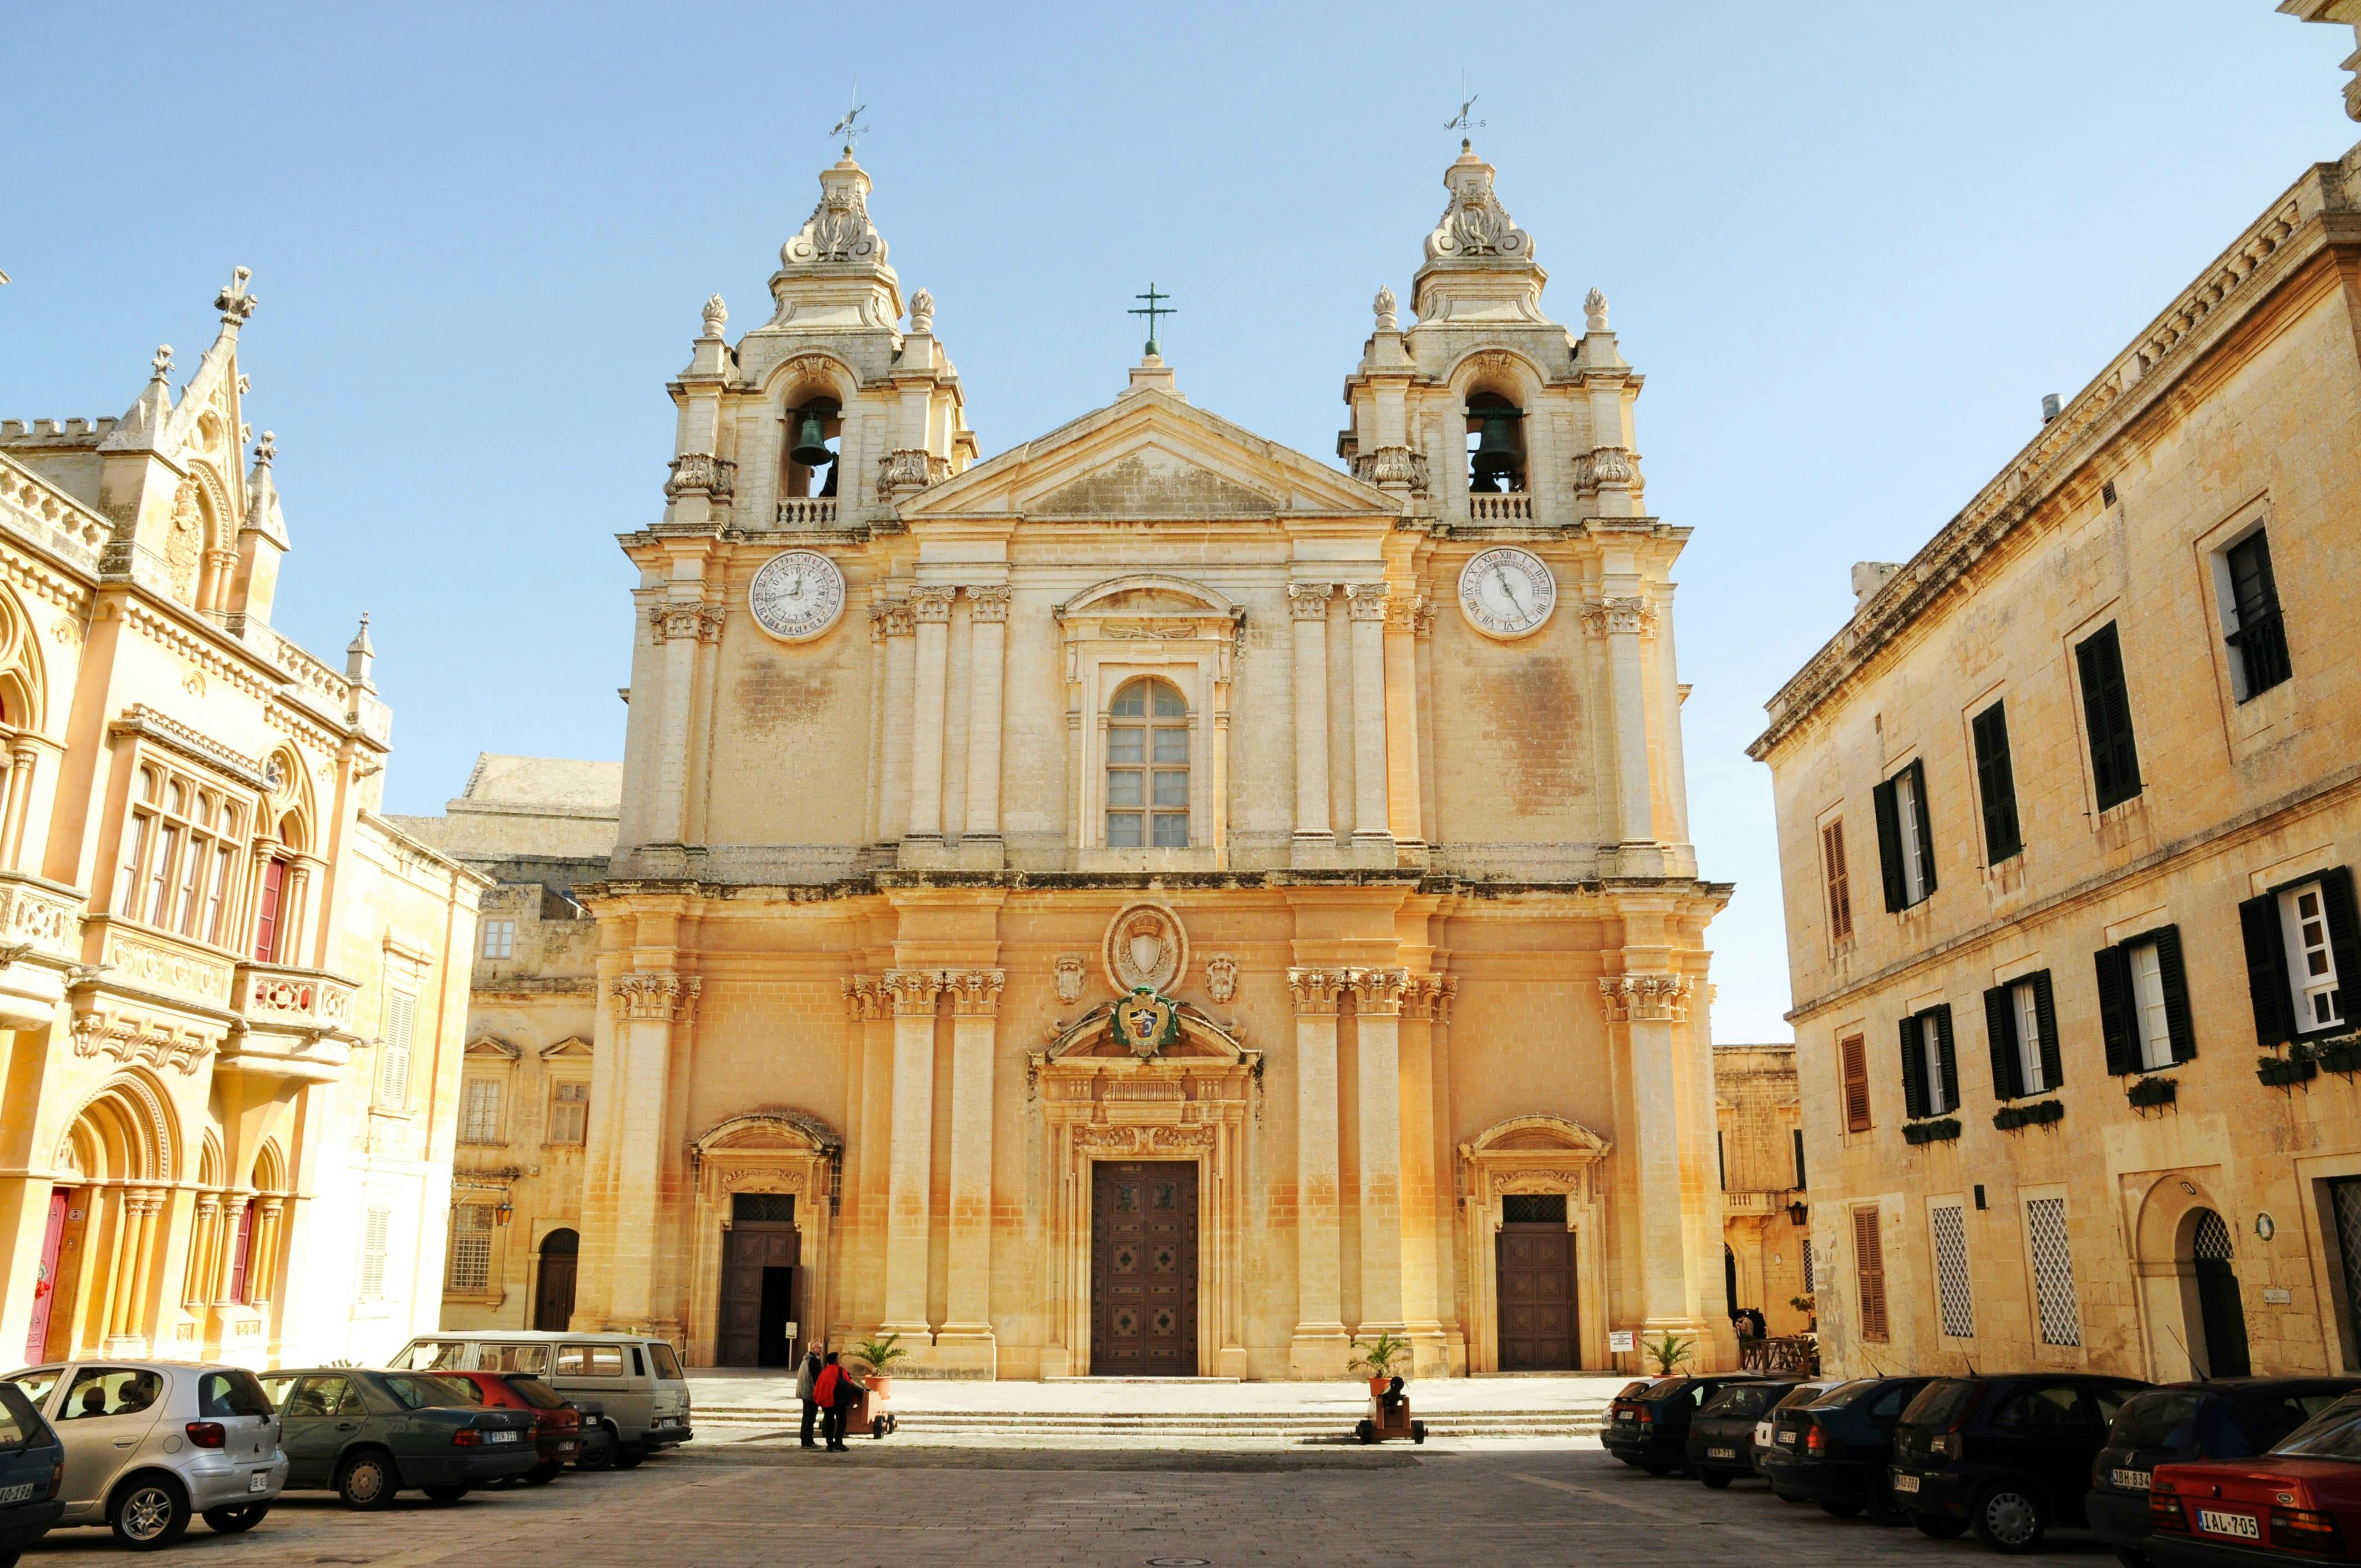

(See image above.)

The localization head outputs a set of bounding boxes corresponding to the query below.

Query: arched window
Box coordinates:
[1466,391,1526,493]
[783,398,841,499]
[1106,678,1189,848]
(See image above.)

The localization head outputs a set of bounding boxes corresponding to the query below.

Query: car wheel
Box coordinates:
[1912,1513,1970,1540]
[202,1502,272,1533]
[525,1464,561,1486]
[612,1442,648,1469]
[576,1430,616,1471]
[1700,1469,1733,1490]
[1642,1463,1674,1476]
[1970,1483,2048,1555]
[337,1450,401,1511]
[423,1484,470,1503]
[109,1475,190,1551]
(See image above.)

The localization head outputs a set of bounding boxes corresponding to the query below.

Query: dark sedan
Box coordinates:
[258,1369,536,1509]
[1759,1377,1934,1517]
[2088,1378,2359,1564]
[1685,1380,1800,1488]
[0,1384,64,1564]
[1605,1374,1780,1476]
[1890,1373,2150,1553]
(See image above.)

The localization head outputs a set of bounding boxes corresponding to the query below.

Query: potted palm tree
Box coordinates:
[853,1332,909,1396]
[1347,1332,1409,1395]
[1644,1331,1695,1377]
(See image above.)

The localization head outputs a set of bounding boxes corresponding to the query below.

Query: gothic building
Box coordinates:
[445,141,1730,1377]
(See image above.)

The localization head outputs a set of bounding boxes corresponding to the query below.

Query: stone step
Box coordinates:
[694,1408,1605,1437]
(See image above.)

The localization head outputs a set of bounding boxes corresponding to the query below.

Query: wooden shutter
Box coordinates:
[1852,1207,1890,1342]
[1899,1017,1927,1120]
[1840,1034,1872,1133]
[2032,970,2063,1090]
[2154,925,2196,1063]
[380,991,417,1107]
[1972,701,2022,862]
[1906,759,1938,896]
[1984,985,2020,1100]
[1822,820,1854,941]
[2321,868,2360,1023]
[1793,1128,1807,1189]
[2240,892,2294,1047]
[2077,623,2144,810]
[1873,777,1906,912]
[2095,944,2136,1075]
[253,856,286,962]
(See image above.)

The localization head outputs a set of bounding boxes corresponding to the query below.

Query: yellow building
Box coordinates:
[1715,1044,1811,1341]
[439,141,1735,1378]
[0,273,484,1368]
[1750,130,2361,1380]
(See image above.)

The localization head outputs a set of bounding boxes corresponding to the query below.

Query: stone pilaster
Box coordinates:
[1349,966,1409,1339]
[962,587,1009,856]
[1602,971,1701,1330]
[1287,966,1349,1373]
[645,600,724,845]
[1382,596,1424,855]
[1288,585,1333,858]
[938,968,1004,1367]
[606,970,699,1330]
[1584,596,1659,862]
[905,588,955,843]
[1398,974,1453,1374]
[880,968,943,1338]
[875,599,916,844]
[1345,585,1392,851]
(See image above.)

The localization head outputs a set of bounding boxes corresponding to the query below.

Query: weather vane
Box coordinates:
[832,85,869,156]
[1446,71,1485,146]
[1129,282,1176,357]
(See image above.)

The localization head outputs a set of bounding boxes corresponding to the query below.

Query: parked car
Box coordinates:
[2089,1378,2360,1564]
[1760,1377,1935,1517]
[564,1398,617,1471]
[1605,1374,1779,1476]
[389,1333,692,1466]
[0,1361,284,1549]
[431,1372,586,1485]
[256,1369,535,1509]
[1890,1373,2150,1554]
[2145,1393,2361,1565]
[1753,1380,1846,1480]
[0,1382,65,1565]
[1686,1379,1801,1488]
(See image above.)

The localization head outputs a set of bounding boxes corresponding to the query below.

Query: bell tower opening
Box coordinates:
[1466,391,1525,493]
[784,398,841,498]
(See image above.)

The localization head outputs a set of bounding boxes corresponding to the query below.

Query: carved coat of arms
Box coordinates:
[1110,988,1181,1059]
[1103,901,1187,996]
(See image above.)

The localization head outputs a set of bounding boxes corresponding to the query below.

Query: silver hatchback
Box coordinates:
[1,1361,287,1549]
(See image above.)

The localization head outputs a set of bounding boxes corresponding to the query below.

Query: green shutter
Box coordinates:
[2096,945,2136,1075]
[1873,776,1906,913]
[1933,1004,1959,1113]
[2077,623,2144,811]
[2153,925,2196,1063]
[2031,970,2063,1090]
[1907,759,1938,896]
[1899,1016,1926,1120]
[1984,985,2019,1100]
[2240,891,2296,1048]
[1972,702,2023,863]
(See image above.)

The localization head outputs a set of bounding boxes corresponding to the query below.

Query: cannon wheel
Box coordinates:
[1412,1422,1426,1444]
[1355,1419,1375,1444]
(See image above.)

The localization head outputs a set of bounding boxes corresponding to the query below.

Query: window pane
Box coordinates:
[148,825,180,924]
[1108,729,1144,764]
[2013,981,2045,1093]
[2131,943,2173,1069]
[1151,770,1187,807]
[205,846,233,945]
[1110,686,1145,717]
[1151,684,1186,718]
[1151,813,1189,848]
[1152,727,1189,764]
[1106,813,1143,848]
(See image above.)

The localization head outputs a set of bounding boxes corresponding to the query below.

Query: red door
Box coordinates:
[253,857,288,961]
[24,1190,66,1361]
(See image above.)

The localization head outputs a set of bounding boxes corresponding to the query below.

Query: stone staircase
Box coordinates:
[691,1402,1607,1444]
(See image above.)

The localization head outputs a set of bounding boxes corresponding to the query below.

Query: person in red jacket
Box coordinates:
[813,1352,867,1451]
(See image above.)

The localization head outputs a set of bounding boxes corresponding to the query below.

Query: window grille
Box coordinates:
[2328,1179,2361,1364]
[2192,1209,2235,1262]
[1502,1194,1567,1224]
[359,1207,391,1302]
[448,1204,494,1292]
[1802,1239,1815,1295]
[460,1079,503,1144]
[1932,1204,1974,1338]
[732,1193,796,1224]
[2026,1196,2081,1346]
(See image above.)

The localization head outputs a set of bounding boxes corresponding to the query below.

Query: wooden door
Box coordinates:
[23,1189,65,1362]
[1090,1161,1198,1376]
[718,1225,799,1367]
[1496,1223,1578,1370]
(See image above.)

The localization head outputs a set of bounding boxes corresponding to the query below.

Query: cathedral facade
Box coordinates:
[486,143,1729,1377]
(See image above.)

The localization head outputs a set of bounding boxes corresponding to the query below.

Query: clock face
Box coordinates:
[1458,546,1556,638]
[748,550,846,641]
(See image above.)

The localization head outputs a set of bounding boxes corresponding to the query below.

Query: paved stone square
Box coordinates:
[19,1445,2117,1566]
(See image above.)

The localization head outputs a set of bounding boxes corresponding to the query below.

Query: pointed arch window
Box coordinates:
[1106,678,1189,848]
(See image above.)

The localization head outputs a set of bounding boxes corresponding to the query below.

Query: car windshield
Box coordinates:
[382,1373,473,1410]
[504,1376,568,1410]
[2274,1398,2361,1460]
[1614,1380,1656,1400]
[395,1341,473,1372]
[1804,1380,1875,1410]
[649,1343,684,1381]
[0,1384,45,1450]
[1639,1378,1694,1403]
[1700,1385,1774,1419]
[198,1369,272,1418]
[2111,1391,2212,1449]
[1902,1379,1978,1428]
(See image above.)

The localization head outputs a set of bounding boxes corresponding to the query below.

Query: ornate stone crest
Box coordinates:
[1053,953,1086,1005]
[1204,953,1237,1004]
[1424,148,1533,265]
[1110,988,1181,1059]
[1103,902,1187,996]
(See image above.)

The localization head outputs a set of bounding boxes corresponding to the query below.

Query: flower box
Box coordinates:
[1993,1099,2064,1132]
[1903,1118,1961,1145]
[2258,1054,2319,1088]
[2126,1075,2177,1109]
[2316,1038,2361,1075]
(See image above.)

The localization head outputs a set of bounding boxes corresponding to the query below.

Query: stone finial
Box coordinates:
[255,430,277,464]
[214,266,258,328]
[910,287,935,333]
[1423,145,1534,266]
[701,294,728,337]
[1584,287,1609,332]
[346,611,376,689]
[781,158,887,269]
[1373,285,1398,331]
[1851,561,1903,612]
[150,345,174,383]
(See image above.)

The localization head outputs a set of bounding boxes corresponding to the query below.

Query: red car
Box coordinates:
[2147,1393,2361,1565]
[434,1372,586,1485]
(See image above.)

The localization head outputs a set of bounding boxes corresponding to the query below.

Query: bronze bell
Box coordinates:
[1470,415,1522,491]
[789,412,833,469]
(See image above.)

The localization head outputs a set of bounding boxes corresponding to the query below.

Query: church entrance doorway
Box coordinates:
[2185,1207,2251,1379]
[1496,1194,1578,1370]
[1090,1161,1198,1376]
[719,1195,800,1368]
[533,1229,578,1332]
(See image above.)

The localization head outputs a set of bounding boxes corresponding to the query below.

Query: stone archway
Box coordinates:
[2130,1171,2245,1381]
[2182,1207,2251,1378]
[42,1074,176,1358]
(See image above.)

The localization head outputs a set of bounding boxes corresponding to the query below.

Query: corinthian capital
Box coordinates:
[611,971,701,1023]
[883,969,945,1016]
[911,586,956,624]
[841,975,883,1022]
[1286,967,1347,1016]
[1287,583,1334,621]
[1598,973,1694,1024]
[967,585,1012,623]
[946,968,1007,1016]
[1344,582,1390,621]
[1347,966,1409,1014]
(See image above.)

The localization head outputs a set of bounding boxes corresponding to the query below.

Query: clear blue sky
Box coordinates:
[4,3,2353,1042]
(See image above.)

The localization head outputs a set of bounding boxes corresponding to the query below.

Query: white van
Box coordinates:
[389,1333,691,1465]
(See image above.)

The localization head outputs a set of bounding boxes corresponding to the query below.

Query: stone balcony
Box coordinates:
[219,961,361,1083]
[1722,1188,1805,1220]
[0,868,85,1031]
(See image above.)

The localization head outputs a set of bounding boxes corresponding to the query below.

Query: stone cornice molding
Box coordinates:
[1598,973,1695,1024]
[610,971,701,1024]
[1286,966,1347,1016]
[108,706,271,790]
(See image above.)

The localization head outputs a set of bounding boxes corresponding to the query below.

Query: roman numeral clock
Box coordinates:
[748,549,847,641]
[1458,545,1556,638]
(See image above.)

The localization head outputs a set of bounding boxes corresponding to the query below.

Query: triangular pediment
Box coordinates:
[465,1034,521,1060]
[898,387,1397,522]
[539,1036,593,1060]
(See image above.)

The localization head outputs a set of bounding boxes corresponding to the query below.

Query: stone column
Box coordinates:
[876,600,916,843]
[1588,597,1658,849]
[1288,585,1333,854]
[607,972,699,1328]
[1345,585,1392,851]
[215,1195,251,1302]
[121,1191,161,1344]
[905,588,955,843]
[185,1194,220,1306]
[938,968,1003,1365]
[646,602,713,845]
[1605,973,1697,1327]
[1351,967,1409,1337]
[881,969,944,1339]
[281,860,314,969]
[248,1199,284,1303]
[1288,967,1349,1373]
[963,588,1010,849]
[0,741,36,870]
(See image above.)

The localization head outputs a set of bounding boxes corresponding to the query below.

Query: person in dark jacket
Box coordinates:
[795,1348,823,1449]
[814,1352,868,1451]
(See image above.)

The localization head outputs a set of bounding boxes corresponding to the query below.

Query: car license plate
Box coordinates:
[1709,1447,1737,1460]
[2197,1509,2261,1539]
[2111,1468,2151,1491]
[558,1441,576,1452]
[485,1429,520,1444]
[0,1483,33,1505]
[247,1473,270,1494]
[1775,1430,1797,1446]
[1893,1473,1921,1494]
